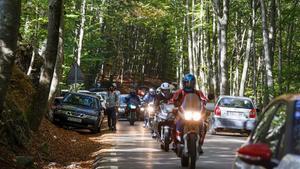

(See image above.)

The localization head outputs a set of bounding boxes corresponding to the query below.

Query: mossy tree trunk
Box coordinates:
[28,0,63,131]
[0,0,21,114]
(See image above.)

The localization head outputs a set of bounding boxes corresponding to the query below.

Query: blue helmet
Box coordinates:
[182,73,196,91]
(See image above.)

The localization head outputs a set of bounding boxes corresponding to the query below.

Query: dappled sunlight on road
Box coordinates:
[91,121,246,169]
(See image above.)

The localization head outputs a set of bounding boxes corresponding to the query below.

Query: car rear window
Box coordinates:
[293,100,300,155]
[217,97,254,109]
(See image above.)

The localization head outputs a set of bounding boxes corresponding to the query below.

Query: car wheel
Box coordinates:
[91,118,101,134]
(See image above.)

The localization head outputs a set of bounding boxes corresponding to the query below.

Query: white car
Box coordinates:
[210,96,257,134]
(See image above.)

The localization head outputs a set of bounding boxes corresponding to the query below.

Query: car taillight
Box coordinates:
[214,106,221,116]
[249,109,256,118]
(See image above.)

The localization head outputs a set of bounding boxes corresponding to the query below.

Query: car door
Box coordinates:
[234,101,288,169]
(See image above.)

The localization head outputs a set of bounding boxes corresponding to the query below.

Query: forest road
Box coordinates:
[93,121,246,169]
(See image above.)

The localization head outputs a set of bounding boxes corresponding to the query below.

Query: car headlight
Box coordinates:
[86,115,98,120]
[184,111,193,120]
[140,107,145,111]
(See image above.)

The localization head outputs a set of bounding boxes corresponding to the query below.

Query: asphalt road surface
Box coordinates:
[93,121,246,169]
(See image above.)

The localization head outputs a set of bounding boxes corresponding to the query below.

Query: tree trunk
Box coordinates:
[186,0,193,74]
[218,0,230,95]
[239,28,253,96]
[277,0,282,94]
[28,0,63,131]
[48,0,64,102]
[212,12,219,95]
[269,0,276,67]
[0,0,21,113]
[76,0,86,66]
[259,0,274,102]
[251,0,257,101]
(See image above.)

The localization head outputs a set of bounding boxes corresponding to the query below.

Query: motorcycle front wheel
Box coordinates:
[188,133,197,169]
[163,132,170,152]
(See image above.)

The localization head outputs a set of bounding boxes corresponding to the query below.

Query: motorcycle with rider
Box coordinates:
[125,89,141,126]
[152,82,176,152]
[142,88,156,128]
[171,73,214,169]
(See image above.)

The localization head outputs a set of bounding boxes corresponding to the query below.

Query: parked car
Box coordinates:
[78,90,106,109]
[210,95,257,134]
[118,94,129,119]
[233,94,300,169]
[52,92,104,133]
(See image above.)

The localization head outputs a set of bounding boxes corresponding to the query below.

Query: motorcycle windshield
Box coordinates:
[181,93,202,112]
[160,104,175,113]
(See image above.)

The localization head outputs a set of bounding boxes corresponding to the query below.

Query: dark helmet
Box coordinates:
[129,88,136,96]
[182,73,196,92]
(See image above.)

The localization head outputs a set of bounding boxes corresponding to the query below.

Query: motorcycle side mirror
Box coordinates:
[205,103,215,112]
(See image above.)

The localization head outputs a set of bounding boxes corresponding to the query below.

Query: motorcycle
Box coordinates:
[144,102,155,128]
[156,103,175,152]
[127,104,138,125]
[175,93,205,169]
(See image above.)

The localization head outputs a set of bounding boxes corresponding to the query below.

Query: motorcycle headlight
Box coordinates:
[184,111,193,120]
[147,106,154,112]
[140,107,145,111]
[192,112,201,121]
[129,105,137,109]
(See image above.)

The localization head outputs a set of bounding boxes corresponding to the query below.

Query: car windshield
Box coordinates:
[218,97,253,109]
[293,100,300,155]
[120,95,128,104]
[63,93,98,109]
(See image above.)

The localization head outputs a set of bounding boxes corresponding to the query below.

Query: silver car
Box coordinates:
[233,94,300,169]
[210,96,257,134]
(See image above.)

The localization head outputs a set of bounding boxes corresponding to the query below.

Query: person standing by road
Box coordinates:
[106,85,119,131]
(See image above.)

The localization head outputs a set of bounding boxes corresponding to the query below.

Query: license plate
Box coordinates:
[227,112,242,117]
[67,117,82,123]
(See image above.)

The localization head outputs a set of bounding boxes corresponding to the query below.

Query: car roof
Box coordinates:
[68,92,99,99]
[218,95,253,100]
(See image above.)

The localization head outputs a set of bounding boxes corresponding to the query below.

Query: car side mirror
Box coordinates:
[237,143,272,168]
[205,103,215,112]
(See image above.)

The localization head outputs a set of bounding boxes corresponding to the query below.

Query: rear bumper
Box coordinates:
[211,117,255,131]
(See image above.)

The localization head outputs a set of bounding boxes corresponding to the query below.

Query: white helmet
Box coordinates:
[160,82,171,97]
[160,82,171,90]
